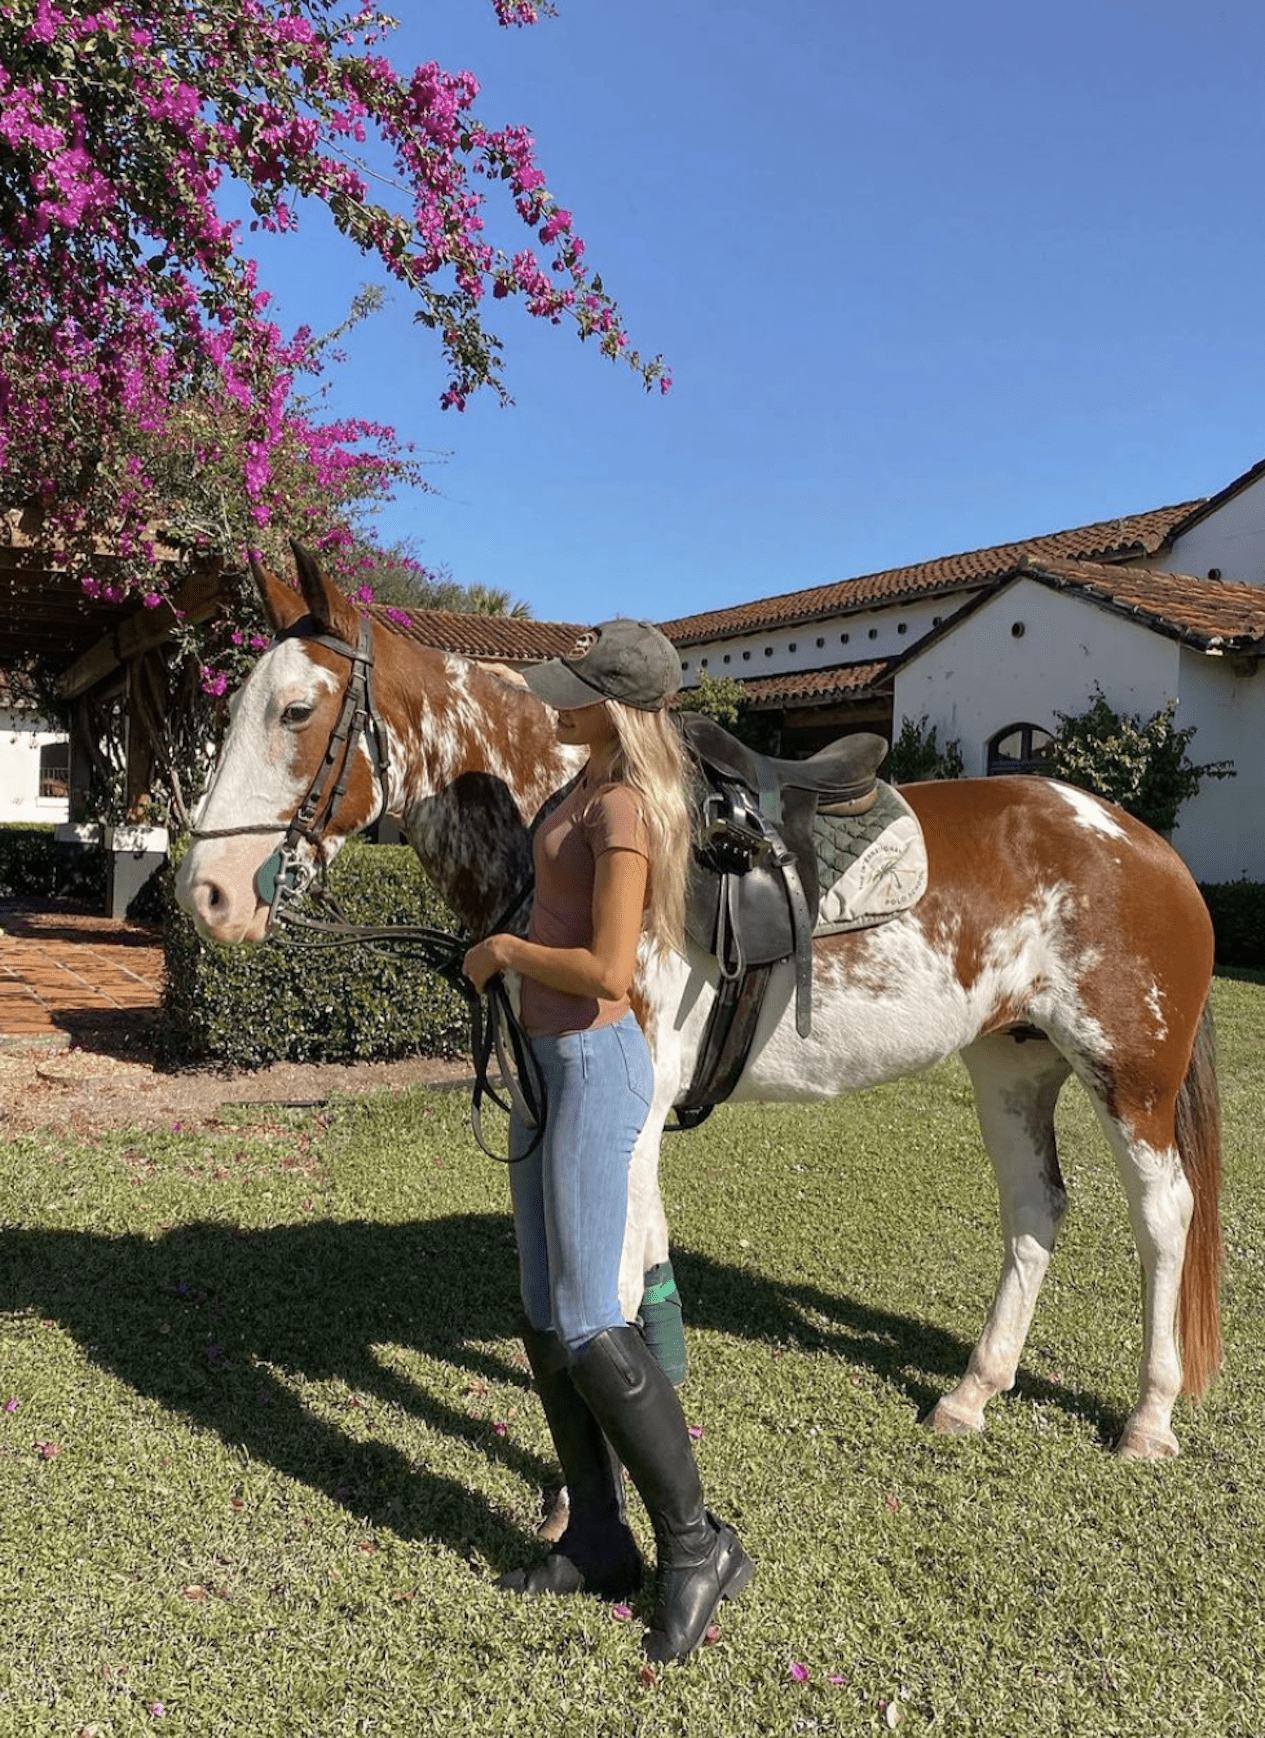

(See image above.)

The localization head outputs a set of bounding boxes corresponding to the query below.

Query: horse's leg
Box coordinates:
[620,1112,671,1321]
[1081,1090,1193,1461]
[926,1032,1072,1437]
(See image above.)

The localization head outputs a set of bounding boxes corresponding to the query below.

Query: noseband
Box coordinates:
[191,618,391,927]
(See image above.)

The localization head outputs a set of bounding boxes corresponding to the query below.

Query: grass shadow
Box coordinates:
[0,1213,1126,1560]
[671,1247,1126,1444]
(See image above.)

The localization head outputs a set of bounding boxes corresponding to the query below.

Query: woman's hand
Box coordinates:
[462,932,518,992]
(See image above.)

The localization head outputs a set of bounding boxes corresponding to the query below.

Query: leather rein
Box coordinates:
[189,616,544,1161]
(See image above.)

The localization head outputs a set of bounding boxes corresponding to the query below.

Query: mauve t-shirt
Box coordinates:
[520,777,649,1036]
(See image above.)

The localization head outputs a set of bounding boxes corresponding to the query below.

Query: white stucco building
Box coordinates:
[661,461,1265,885]
[0,705,69,824]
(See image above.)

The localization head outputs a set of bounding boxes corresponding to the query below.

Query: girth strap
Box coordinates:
[675,963,774,1129]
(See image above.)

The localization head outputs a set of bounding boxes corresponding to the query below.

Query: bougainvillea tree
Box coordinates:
[0,0,665,610]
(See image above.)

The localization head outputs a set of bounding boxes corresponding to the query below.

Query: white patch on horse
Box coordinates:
[1145,981,1169,1041]
[1050,781,1127,840]
[193,639,339,834]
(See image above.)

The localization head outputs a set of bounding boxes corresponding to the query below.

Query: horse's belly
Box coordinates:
[720,923,980,1103]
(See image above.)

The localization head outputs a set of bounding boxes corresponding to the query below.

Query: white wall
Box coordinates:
[892,580,1263,882]
[894,578,1180,777]
[0,711,70,824]
[1170,649,1265,882]
[677,594,961,688]
[1154,472,1265,585]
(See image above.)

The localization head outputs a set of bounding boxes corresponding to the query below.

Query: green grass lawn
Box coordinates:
[2,978,1263,1737]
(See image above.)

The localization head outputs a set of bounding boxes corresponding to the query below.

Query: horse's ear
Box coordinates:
[250,553,307,634]
[291,540,359,643]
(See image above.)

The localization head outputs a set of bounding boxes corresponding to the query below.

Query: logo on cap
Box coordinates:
[567,630,598,660]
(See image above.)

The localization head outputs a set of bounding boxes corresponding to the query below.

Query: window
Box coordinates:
[987,723,1053,777]
[38,741,69,799]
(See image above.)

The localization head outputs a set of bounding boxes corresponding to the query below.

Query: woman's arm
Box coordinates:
[462,848,648,999]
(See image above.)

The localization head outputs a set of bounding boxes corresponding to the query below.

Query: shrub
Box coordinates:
[161,838,471,1068]
[1048,688,1234,835]
[886,715,965,783]
[0,823,107,901]
[1200,882,1265,971]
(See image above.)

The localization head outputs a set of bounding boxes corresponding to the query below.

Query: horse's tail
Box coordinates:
[1175,997,1224,1398]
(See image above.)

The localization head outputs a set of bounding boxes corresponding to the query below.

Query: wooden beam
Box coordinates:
[58,564,227,698]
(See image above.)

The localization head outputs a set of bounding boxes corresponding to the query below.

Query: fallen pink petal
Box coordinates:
[3,1398,17,1413]
[687,1423,704,1440]
[611,1603,634,1621]
[789,1662,810,1682]
[491,1421,507,1436]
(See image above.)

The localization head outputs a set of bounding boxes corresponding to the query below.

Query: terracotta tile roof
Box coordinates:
[1159,456,1265,544]
[722,660,894,710]
[1017,557,1265,652]
[658,501,1201,646]
[370,607,586,662]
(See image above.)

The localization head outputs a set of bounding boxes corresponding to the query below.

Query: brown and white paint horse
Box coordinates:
[177,546,1223,1461]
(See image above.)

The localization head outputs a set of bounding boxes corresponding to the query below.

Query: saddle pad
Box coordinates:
[812,781,927,934]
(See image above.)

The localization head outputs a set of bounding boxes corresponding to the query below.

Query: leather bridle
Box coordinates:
[189,616,544,1160]
[190,618,391,928]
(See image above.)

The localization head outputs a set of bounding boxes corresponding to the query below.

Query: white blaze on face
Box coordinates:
[175,641,342,943]
[1051,781,1128,840]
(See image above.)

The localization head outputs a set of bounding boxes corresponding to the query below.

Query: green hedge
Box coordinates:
[1200,882,1265,972]
[0,822,107,901]
[161,837,471,1068]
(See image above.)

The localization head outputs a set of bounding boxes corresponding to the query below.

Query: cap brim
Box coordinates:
[521,659,608,710]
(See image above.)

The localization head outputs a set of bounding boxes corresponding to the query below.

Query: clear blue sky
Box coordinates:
[247,0,1265,624]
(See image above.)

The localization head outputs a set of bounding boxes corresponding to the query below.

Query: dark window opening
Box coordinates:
[987,722,1053,777]
[39,741,69,799]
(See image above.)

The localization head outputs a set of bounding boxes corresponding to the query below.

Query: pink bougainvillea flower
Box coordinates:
[35,1441,62,1459]
[611,1603,634,1621]
[491,1420,507,1436]
[3,1398,17,1413]
[687,1423,704,1440]
[789,1662,810,1682]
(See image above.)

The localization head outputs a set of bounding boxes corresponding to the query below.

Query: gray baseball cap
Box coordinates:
[523,618,682,713]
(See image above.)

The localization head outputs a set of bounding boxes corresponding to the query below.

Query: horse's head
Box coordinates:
[176,543,388,944]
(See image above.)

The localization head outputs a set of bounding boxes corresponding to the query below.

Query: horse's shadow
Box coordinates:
[0,1216,1121,1562]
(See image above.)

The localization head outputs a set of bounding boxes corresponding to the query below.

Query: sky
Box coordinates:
[244,0,1265,625]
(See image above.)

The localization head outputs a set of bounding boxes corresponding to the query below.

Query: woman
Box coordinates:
[462,618,754,1665]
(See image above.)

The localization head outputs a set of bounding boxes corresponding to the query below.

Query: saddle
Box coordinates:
[677,714,889,1125]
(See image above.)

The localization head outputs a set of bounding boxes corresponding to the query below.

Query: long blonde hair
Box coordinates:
[596,702,693,958]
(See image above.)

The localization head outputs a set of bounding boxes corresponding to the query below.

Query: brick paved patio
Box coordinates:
[0,900,163,1048]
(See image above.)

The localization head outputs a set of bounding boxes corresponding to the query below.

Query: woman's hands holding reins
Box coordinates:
[463,932,517,993]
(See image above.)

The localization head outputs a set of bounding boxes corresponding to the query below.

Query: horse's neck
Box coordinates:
[380,643,577,932]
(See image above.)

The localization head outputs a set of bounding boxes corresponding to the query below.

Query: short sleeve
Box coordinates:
[584,783,649,861]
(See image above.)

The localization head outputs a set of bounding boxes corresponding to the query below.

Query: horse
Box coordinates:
[176,543,1223,1462]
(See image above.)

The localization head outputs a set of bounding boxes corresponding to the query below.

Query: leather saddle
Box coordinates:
[677,714,889,1124]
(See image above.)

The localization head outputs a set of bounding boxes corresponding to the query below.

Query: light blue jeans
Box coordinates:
[509,1012,654,1357]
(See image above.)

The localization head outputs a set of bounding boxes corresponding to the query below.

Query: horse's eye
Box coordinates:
[282,702,315,727]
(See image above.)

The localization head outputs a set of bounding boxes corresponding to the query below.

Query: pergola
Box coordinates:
[0,504,229,820]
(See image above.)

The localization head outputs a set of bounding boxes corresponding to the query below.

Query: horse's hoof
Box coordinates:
[924,1402,983,1438]
[1115,1426,1178,1461]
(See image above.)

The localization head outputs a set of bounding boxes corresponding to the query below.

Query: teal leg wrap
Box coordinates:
[637,1259,688,1386]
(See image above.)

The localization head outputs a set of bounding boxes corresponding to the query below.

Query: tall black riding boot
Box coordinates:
[497,1322,642,1601]
[571,1326,754,1663]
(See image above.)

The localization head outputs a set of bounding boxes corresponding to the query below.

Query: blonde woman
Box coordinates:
[462,619,753,1664]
